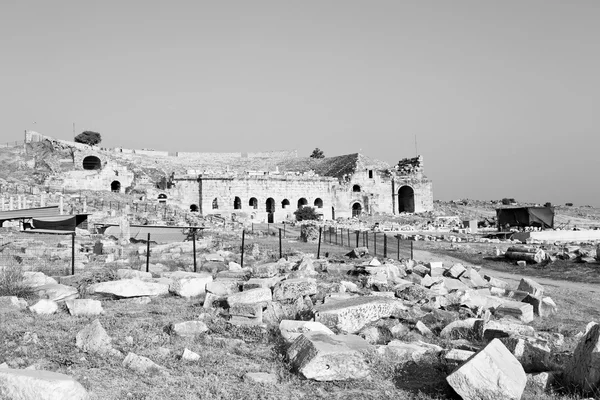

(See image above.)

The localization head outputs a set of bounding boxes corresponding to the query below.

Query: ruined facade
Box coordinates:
[25,131,434,221]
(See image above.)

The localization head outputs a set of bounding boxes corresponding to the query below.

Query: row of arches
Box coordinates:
[210,197,324,211]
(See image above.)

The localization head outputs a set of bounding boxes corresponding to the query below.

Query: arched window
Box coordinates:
[212,198,219,209]
[352,202,362,217]
[281,199,290,209]
[297,198,308,208]
[190,204,199,212]
[249,197,258,209]
[314,198,323,208]
[234,196,242,210]
[110,181,121,193]
[82,156,101,170]
[352,185,361,192]
[158,193,167,204]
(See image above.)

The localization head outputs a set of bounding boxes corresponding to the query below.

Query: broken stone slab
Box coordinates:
[206,279,239,296]
[22,272,58,288]
[33,284,78,302]
[341,281,359,293]
[415,321,433,337]
[76,319,114,354]
[181,348,200,362]
[440,318,482,340]
[290,257,318,278]
[272,278,317,301]
[242,276,283,291]
[446,338,527,400]
[540,297,557,317]
[227,287,272,307]
[252,262,279,278]
[517,278,544,297]
[0,368,89,400]
[427,261,444,277]
[287,332,372,381]
[475,319,535,341]
[65,299,104,316]
[123,352,165,375]
[442,277,469,292]
[484,275,510,289]
[563,322,600,393]
[377,340,443,363]
[116,269,152,280]
[459,290,506,311]
[171,321,209,337]
[526,371,556,393]
[202,292,221,309]
[243,372,278,384]
[346,247,369,259]
[28,300,58,315]
[500,335,554,373]
[0,296,28,312]
[314,296,406,334]
[412,264,430,277]
[395,284,433,302]
[445,348,475,368]
[166,272,213,298]
[279,320,334,344]
[88,279,169,298]
[494,301,534,323]
[445,263,466,279]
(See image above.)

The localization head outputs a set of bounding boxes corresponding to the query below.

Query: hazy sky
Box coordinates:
[1,1,599,206]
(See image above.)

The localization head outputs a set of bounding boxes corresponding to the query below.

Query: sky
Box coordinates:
[1,0,599,206]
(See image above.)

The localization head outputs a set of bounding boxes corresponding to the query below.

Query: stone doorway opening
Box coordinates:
[111,181,121,192]
[82,156,101,170]
[266,198,275,223]
[398,186,415,213]
[352,202,362,217]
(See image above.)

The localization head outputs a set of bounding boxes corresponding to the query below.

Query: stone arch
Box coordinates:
[297,198,308,208]
[352,202,362,217]
[82,156,101,170]
[281,199,290,209]
[398,185,415,213]
[314,198,323,208]
[266,197,275,223]
[158,193,167,204]
[234,196,242,210]
[352,184,361,192]
[190,204,199,212]
[249,197,258,209]
[212,198,219,209]
[110,180,121,192]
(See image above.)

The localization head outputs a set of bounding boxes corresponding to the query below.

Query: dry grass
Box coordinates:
[0,264,34,298]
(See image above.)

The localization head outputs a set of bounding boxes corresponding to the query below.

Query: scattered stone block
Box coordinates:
[446,338,527,400]
[181,348,200,362]
[227,287,272,307]
[76,319,113,354]
[272,278,317,301]
[88,279,169,298]
[517,260,527,267]
[526,371,556,392]
[171,321,209,337]
[445,263,466,279]
[476,319,535,341]
[500,336,553,373]
[377,340,443,363]
[0,296,28,312]
[116,269,152,280]
[445,348,475,366]
[167,272,213,298]
[314,296,406,333]
[484,275,510,289]
[22,272,57,288]
[395,284,432,302]
[427,261,444,277]
[28,300,58,315]
[242,276,282,290]
[346,247,369,258]
[252,263,279,278]
[564,322,600,392]
[540,297,557,317]
[440,318,481,340]
[206,280,239,296]
[123,352,164,375]
[287,332,371,381]
[33,284,78,302]
[517,278,544,297]
[415,321,433,337]
[495,301,534,323]
[65,299,104,316]
[243,372,278,384]
[0,368,89,400]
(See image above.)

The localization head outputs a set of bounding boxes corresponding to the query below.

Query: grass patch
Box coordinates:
[0,265,34,298]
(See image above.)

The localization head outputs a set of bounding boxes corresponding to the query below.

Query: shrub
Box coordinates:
[565,203,574,206]
[294,206,319,221]
[0,265,34,298]
[75,131,102,146]
[310,148,325,159]
[501,198,516,205]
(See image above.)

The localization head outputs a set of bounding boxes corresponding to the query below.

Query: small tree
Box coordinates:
[294,206,319,221]
[75,131,102,146]
[310,148,325,159]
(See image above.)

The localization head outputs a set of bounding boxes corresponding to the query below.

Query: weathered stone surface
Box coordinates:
[22,272,57,288]
[445,263,466,279]
[540,297,557,317]
[427,261,444,277]
[0,296,28,312]
[116,269,152,280]
[279,320,334,344]
[171,321,209,337]
[252,263,279,278]
[65,299,104,316]
[500,336,554,373]
[123,352,164,375]
[476,320,536,341]
[287,332,372,381]
[243,372,278,384]
[33,284,78,302]
[564,322,600,392]
[484,275,510,289]
[526,371,556,392]
[273,278,317,301]
[346,247,369,258]
[377,340,443,362]
[242,276,282,290]
[447,339,527,400]
[440,318,481,340]
[76,319,113,354]
[227,287,272,306]
[28,300,58,315]
[206,279,239,296]
[445,348,475,365]
[88,279,169,298]
[0,368,89,400]
[314,296,406,333]
[495,301,534,323]
[395,284,432,302]
[181,348,200,362]
[167,272,213,298]
[415,321,433,337]
[518,278,544,297]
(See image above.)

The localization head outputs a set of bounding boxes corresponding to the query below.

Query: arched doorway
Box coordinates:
[281,199,290,209]
[249,197,258,209]
[233,196,242,210]
[158,193,167,204]
[314,198,323,208]
[352,184,361,192]
[297,198,308,209]
[82,156,101,170]
[398,186,415,213]
[266,198,275,223]
[190,204,199,212]
[352,202,362,218]
[110,181,121,192]
[332,207,335,220]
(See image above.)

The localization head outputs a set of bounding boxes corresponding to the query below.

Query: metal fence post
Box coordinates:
[341,228,344,246]
[279,228,282,259]
[411,240,414,260]
[317,227,322,259]
[397,235,400,260]
[366,231,369,249]
[384,234,387,258]
[146,233,151,272]
[241,229,246,268]
[193,230,197,272]
[355,231,359,248]
[374,232,377,255]
[71,232,75,275]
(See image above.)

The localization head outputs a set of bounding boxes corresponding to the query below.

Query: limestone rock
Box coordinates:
[564,322,600,392]
[314,296,406,333]
[279,320,334,344]
[495,301,534,323]
[518,278,544,297]
[171,321,209,337]
[0,296,28,312]
[207,279,239,296]
[445,263,466,279]
[88,279,169,298]
[0,368,89,400]
[273,278,317,301]
[440,318,481,340]
[500,336,554,373]
[476,319,535,341]
[252,263,279,278]
[227,287,272,307]
[33,284,78,302]
[76,319,113,354]
[123,352,164,375]
[181,348,200,362]
[287,332,372,381]
[243,372,278,384]
[377,340,443,363]
[28,300,58,315]
[446,338,527,400]
[65,299,104,316]
[116,269,152,280]
[415,321,433,337]
[22,272,57,288]
[167,272,213,298]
